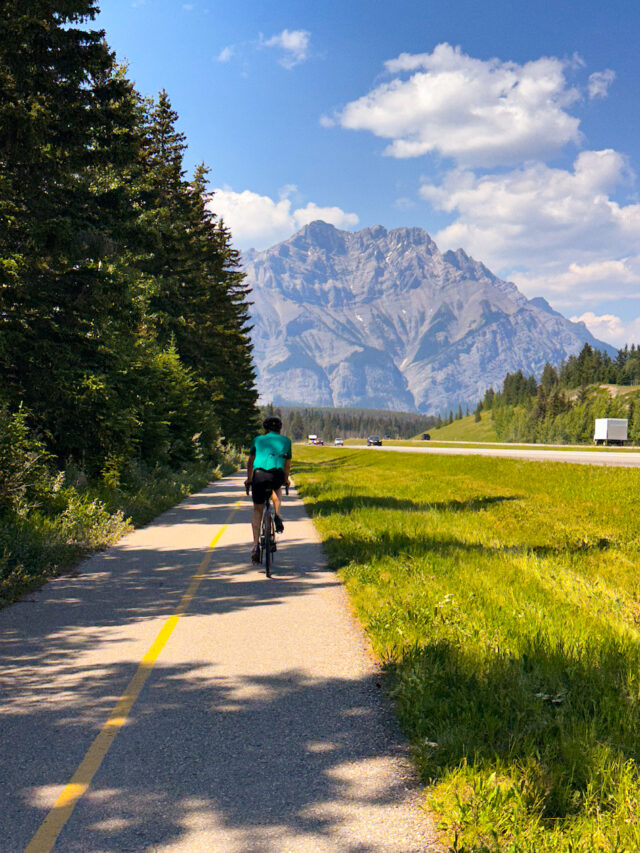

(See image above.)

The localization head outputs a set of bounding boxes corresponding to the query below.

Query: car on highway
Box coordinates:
[334,437,344,446]
[367,435,382,446]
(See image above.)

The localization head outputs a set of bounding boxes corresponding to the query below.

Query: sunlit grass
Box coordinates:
[293,447,640,852]
[417,413,499,442]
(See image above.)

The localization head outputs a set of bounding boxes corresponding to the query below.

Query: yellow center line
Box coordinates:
[25,499,243,853]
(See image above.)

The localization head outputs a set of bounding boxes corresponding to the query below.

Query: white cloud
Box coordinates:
[588,69,615,99]
[516,259,640,307]
[263,29,310,69]
[216,45,235,63]
[210,187,359,250]
[394,196,417,211]
[570,312,640,347]
[419,150,640,304]
[333,43,582,167]
[323,42,633,317]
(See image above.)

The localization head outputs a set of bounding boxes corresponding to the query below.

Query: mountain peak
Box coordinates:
[242,222,614,412]
[302,219,339,238]
[289,219,346,253]
[360,224,388,240]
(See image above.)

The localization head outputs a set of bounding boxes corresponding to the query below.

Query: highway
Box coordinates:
[350,443,640,468]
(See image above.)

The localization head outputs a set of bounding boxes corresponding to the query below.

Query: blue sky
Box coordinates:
[95,0,640,347]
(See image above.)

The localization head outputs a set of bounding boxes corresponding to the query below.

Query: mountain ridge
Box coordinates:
[243,221,614,413]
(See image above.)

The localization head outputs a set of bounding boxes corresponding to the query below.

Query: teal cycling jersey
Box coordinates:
[250,432,292,471]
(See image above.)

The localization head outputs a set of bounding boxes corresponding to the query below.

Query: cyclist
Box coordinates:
[245,415,292,564]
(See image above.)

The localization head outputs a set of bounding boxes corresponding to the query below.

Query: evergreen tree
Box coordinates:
[137,94,258,448]
[0,5,259,471]
[629,398,640,445]
[0,0,144,463]
[540,362,559,394]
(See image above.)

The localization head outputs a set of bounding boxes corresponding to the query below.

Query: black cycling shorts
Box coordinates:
[251,468,285,505]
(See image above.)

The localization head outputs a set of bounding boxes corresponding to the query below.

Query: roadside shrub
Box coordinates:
[0,440,243,606]
[0,406,57,513]
[59,493,131,548]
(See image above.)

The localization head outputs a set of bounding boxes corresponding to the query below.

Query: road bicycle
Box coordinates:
[246,482,289,578]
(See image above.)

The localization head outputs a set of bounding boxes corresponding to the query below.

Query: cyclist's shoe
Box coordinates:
[274,514,284,533]
[251,546,260,564]
[270,542,277,553]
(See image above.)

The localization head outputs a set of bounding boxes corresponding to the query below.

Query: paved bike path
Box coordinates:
[0,474,437,852]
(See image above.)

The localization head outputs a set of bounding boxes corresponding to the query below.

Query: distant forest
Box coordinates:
[472,343,640,444]
[261,405,437,442]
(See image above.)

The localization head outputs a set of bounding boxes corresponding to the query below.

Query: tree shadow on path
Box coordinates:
[2,662,432,852]
[0,475,436,851]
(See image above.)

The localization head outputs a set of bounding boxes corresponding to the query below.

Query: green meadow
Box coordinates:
[417,413,500,442]
[293,446,640,852]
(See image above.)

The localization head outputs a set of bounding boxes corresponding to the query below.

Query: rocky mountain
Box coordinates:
[242,221,615,413]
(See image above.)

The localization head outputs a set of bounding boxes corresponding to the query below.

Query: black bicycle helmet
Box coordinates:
[263,415,282,432]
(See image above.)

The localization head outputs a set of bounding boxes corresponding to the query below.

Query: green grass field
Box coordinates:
[416,413,499,442]
[293,446,640,852]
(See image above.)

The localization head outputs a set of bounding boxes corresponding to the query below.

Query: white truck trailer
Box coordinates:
[593,418,628,445]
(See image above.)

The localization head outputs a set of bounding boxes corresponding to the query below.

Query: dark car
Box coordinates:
[367,435,382,446]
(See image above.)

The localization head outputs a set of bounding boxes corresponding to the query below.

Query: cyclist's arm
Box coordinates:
[245,450,255,487]
[283,459,291,486]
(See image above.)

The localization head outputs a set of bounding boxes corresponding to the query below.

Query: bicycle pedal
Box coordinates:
[270,543,277,552]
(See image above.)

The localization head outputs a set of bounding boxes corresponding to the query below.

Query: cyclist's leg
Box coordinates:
[271,469,286,532]
[251,469,271,560]
[251,504,263,548]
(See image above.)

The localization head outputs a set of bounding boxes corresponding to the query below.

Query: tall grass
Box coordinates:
[0,448,243,607]
[294,447,640,852]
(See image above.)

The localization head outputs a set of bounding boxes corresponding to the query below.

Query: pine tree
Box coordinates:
[0,6,258,468]
[483,388,495,410]
[0,0,145,463]
[540,362,559,394]
[138,95,258,449]
[629,397,640,446]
